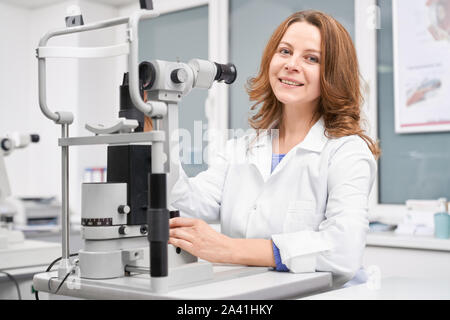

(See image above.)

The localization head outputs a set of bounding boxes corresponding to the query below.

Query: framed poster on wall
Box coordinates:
[393,0,450,133]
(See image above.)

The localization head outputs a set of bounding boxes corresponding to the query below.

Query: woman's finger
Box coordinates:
[169,217,197,228]
[169,237,193,252]
[169,227,195,242]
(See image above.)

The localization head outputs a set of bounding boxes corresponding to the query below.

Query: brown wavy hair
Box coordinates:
[247,10,380,159]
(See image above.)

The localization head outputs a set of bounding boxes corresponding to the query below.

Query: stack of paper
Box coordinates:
[395,199,442,236]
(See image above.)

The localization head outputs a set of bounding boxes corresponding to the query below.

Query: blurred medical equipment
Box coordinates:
[34,0,236,293]
[0,132,60,300]
[18,197,61,230]
[0,133,39,247]
[32,1,331,299]
[1,135,60,231]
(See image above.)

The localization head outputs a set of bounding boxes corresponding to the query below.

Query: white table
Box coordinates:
[33,265,332,300]
[302,276,450,300]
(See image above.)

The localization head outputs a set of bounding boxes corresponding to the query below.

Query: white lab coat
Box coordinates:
[171,117,377,287]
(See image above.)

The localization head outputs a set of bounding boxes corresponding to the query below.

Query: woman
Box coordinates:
[168,10,380,288]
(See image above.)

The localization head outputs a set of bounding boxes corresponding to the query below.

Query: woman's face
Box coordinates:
[269,21,321,110]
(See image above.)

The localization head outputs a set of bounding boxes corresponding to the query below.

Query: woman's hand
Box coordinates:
[169,217,235,264]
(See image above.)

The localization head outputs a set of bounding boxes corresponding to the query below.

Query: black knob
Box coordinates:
[118,205,130,214]
[118,225,127,235]
[140,225,148,235]
[1,139,11,151]
[170,210,180,219]
[170,68,188,84]
[30,134,40,143]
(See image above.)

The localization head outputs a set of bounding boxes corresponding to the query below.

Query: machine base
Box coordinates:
[33,265,332,299]
[78,243,198,280]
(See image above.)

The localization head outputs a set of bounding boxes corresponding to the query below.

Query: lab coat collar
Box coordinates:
[246,116,328,182]
[248,116,328,152]
[296,116,328,153]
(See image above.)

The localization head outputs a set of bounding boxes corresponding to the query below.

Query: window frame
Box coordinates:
[355,0,407,225]
[154,0,230,165]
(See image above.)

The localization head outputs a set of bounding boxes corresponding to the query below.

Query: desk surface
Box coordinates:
[0,265,51,280]
[367,231,450,252]
[33,265,332,300]
[302,276,450,300]
[0,240,61,270]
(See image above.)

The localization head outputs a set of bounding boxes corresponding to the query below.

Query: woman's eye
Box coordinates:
[307,56,319,63]
[279,48,290,55]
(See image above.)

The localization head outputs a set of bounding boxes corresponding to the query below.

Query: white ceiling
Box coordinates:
[0,0,136,9]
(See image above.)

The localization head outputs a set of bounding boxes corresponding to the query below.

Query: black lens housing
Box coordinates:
[214,62,237,84]
[139,61,156,90]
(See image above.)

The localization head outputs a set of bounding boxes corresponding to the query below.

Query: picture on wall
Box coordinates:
[393,0,450,133]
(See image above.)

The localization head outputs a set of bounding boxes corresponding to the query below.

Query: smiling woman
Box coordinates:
[248,10,380,158]
[269,23,321,106]
[170,10,379,289]
[270,22,321,127]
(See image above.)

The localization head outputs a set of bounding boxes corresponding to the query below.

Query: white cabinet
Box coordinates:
[363,232,450,280]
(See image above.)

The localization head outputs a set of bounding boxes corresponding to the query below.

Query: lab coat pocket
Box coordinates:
[283,200,319,232]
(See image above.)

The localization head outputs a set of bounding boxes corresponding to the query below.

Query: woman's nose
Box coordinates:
[284,58,301,72]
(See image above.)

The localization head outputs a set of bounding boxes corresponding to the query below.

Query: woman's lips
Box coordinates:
[279,78,305,88]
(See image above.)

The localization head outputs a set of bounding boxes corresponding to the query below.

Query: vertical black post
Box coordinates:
[148,173,169,277]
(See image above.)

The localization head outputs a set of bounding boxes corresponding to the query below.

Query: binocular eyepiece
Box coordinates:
[1,134,39,152]
[214,62,237,85]
[119,59,237,130]
[137,60,237,91]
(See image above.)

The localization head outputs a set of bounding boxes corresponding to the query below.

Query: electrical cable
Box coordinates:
[34,253,79,300]
[0,270,22,300]
[53,271,71,294]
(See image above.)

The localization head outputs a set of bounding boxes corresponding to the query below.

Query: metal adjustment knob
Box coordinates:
[118,205,130,214]
[30,134,40,143]
[169,210,180,219]
[170,68,188,84]
[140,225,148,235]
[118,225,128,235]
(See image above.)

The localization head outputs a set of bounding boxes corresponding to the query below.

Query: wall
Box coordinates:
[0,2,32,196]
[0,0,121,218]
[229,0,355,130]
[1,1,80,201]
[377,0,450,204]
